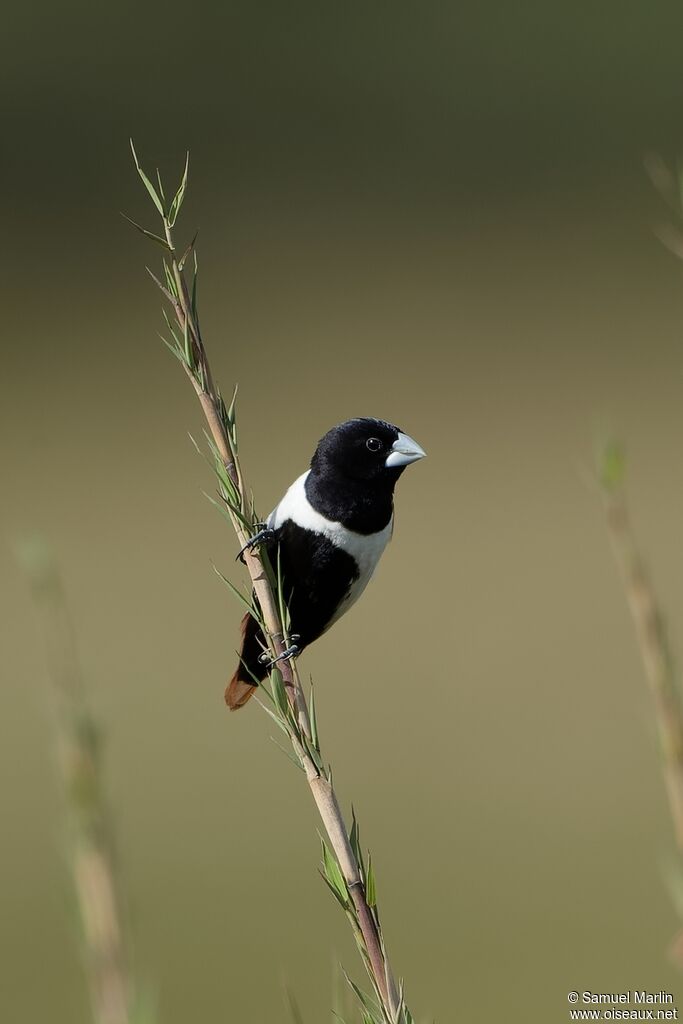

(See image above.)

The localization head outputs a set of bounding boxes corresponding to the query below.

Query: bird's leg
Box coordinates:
[235,524,276,564]
[258,635,301,669]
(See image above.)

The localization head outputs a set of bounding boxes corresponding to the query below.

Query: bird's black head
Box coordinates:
[310,417,426,485]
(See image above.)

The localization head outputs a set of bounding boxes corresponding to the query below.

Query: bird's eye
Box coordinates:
[366,437,382,452]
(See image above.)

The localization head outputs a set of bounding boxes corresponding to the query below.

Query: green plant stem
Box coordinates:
[130,148,406,1021]
[187,309,398,1019]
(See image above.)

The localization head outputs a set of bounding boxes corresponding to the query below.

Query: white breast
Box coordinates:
[268,470,393,626]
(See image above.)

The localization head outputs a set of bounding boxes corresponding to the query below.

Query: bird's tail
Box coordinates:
[225,613,267,711]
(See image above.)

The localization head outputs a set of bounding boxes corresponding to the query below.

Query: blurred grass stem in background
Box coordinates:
[126,142,416,1023]
[17,540,139,1024]
[600,445,683,964]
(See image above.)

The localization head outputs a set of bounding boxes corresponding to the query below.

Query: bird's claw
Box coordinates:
[258,636,301,669]
[236,525,275,564]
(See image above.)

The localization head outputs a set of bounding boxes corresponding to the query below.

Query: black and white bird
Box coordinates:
[226,417,426,710]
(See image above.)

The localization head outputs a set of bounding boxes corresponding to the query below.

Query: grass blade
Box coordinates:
[169,151,190,226]
[130,139,165,216]
[121,212,171,250]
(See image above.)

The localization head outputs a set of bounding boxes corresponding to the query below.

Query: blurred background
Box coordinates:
[4,2,683,1021]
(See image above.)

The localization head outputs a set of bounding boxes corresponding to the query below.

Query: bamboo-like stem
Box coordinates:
[189,375,313,739]
[20,542,135,1024]
[186,290,397,1017]
[128,147,405,1021]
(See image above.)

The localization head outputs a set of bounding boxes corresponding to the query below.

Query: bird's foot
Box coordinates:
[258,635,301,669]
[236,525,276,564]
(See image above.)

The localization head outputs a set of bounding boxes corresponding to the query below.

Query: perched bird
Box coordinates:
[226,417,426,710]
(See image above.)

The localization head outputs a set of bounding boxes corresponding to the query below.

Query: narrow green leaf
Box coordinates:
[255,697,289,733]
[267,664,285,699]
[269,735,304,771]
[217,385,239,450]
[155,168,166,202]
[391,983,407,1024]
[216,389,227,420]
[227,500,253,531]
[183,312,194,370]
[321,838,349,905]
[157,333,184,363]
[349,809,365,879]
[270,667,289,719]
[163,259,178,298]
[340,970,382,1022]
[161,307,181,345]
[191,251,199,320]
[309,682,319,751]
[276,543,284,623]
[366,855,377,908]
[130,139,165,216]
[214,465,240,508]
[202,485,252,532]
[169,151,190,226]
[145,266,175,305]
[178,229,199,270]
[319,870,349,911]
[202,490,236,525]
[301,731,325,775]
[120,212,171,249]
[399,1003,413,1024]
[211,563,259,618]
[209,448,239,502]
[187,432,201,455]
[275,544,291,631]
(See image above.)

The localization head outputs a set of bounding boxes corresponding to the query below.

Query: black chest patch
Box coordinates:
[266,520,360,647]
[304,472,394,535]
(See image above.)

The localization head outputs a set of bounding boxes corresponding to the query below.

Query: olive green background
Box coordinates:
[4,3,683,1021]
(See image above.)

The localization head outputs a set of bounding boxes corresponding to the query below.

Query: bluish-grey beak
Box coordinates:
[385,431,427,468]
